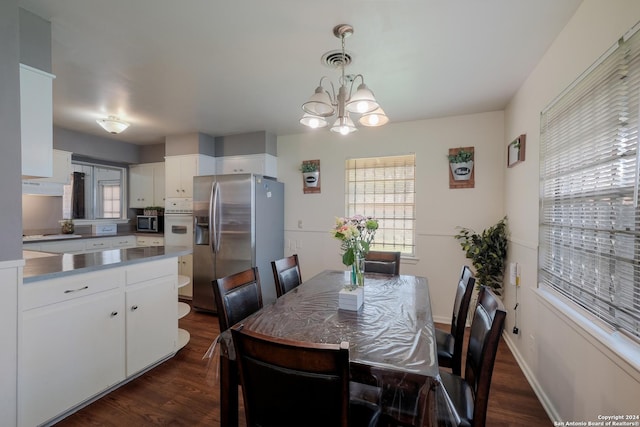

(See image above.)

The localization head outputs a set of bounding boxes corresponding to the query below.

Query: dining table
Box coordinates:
[217,269,451,427]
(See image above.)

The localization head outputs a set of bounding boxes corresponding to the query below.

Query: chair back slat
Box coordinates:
[212,267,263,332]
[364,251,401,275]
[231,324,350,427]
[271,254,302,298]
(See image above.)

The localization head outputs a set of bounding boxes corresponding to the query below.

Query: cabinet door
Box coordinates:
[152,163,166,205]
[26,150,72,184]
[20,65,54,178]
[125,276,177,376]
[129,164,154,208]
[179,156,198,197]
[164,156,182,197]
[19,290,124,427]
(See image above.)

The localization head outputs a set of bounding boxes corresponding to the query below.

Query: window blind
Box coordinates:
[345,154,416,256]
[539,25,640,340]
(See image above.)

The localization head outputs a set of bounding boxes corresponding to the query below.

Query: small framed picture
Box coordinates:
[508,134,526,168]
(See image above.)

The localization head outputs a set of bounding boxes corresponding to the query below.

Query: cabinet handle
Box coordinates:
[64,285,88,294]
[111,311,118,317]
[131,305,139,311]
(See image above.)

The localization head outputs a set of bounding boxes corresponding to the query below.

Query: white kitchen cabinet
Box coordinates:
[216,153,278,178]
[84,238,111,251]
[22,150,72,192]
[165,155,215,198]
[20,64,55,179]
[125,259,177,376]
[38,239,86,253]
[19,270,125,427]
[136,235,164,247]
[110,235,137,249]
[19,257,181,426]
[177,254,193,298]
[129,162,165,208]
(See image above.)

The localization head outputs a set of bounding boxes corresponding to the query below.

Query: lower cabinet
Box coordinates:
[19,258,178,427]
[19,274,125,427]
[125,274,177,376]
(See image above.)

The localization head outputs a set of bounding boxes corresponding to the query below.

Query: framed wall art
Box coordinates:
[507,134,526,168]
[448,146,475,189]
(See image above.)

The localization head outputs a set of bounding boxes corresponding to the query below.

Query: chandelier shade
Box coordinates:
[359,107,389,127]
[300,113,329,129]
[300,24,387,135]
[96,116,130,134]
[330,115,357,135]
[345,83,379,114]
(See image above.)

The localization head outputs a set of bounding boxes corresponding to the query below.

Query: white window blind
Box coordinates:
[345,154,416,256]
[539,25,640,340]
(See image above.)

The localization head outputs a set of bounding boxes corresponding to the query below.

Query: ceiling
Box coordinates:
[18,0,583,145]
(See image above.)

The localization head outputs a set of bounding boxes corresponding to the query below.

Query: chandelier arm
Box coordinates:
[347,74,365,99]
[318,76,338,106]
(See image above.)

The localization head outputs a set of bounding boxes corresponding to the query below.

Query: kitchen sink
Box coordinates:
[22,234,83,241]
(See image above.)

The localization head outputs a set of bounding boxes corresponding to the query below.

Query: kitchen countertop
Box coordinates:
[22,232,165,243]
[23,245,191,283]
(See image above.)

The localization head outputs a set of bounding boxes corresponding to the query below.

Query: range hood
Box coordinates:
[22,180,64,196]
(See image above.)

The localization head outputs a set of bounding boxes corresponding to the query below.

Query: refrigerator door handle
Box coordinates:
[211,181,221,253]
[209,181,215,254]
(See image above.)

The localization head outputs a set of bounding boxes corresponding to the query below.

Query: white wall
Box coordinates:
[277,111,504,322]
[504,0,640,421]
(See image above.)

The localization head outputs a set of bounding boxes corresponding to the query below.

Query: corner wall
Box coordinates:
[277,111,504,322]
[503,0,640,420]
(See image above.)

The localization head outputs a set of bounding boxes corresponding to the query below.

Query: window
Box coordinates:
[539,24,640,340]
[345,154,416,256]
[63,160,126,220]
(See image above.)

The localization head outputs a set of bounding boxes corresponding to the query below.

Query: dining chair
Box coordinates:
[271,254,302,298]
[364,251,401,275]
[212,267,263,332]
[436,286,507,427]
[230,324,381,427]
[436,265,476,376]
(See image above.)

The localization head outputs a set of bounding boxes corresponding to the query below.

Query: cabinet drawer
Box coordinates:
[85,239,111,251]
[111,236,136,248]
[125,258,176,285]
[22,268,125,311]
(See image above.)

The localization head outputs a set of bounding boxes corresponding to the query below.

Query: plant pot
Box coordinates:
[450,161,473,181]
[303,171,319,187]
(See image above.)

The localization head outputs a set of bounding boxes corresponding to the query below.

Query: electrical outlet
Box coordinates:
[509,262,517,286]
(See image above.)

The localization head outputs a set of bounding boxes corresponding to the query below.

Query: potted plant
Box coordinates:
[448,148,474,181]
[454,217,508,296]
[300,162,319,187]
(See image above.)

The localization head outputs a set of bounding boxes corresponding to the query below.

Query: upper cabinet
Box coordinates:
[165,155,215,198]
[129,162,165,208]
[22,149,72,196]
[216,153,277,178]
[20,64,55,179]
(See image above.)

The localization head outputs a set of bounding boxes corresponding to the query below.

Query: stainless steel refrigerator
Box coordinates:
[192,174,284,313]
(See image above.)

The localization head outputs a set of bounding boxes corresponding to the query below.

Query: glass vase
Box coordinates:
[351,253,365,287]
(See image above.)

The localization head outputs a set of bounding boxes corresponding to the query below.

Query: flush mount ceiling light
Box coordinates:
[300,24,388,135]
[96,115,130,134]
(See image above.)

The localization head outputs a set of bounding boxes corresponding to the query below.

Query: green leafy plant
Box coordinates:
[448,148,473,164]
[299,162,318,173]
[454,217,508,295]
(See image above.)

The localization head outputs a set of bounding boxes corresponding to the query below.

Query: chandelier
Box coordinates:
[300,24,388,135]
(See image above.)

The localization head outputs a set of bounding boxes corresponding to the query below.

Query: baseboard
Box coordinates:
[502,333,560,422]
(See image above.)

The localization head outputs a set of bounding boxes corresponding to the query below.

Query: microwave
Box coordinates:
[137,215,163,233]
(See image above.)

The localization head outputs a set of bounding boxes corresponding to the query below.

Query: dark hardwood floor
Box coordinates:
[54,304,551,426]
